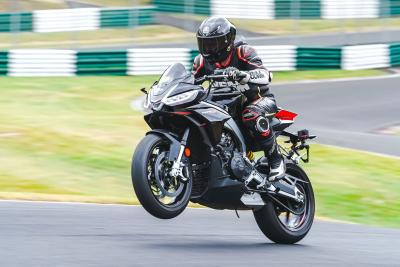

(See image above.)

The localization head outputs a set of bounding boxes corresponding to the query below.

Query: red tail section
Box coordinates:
[275,109,298,121]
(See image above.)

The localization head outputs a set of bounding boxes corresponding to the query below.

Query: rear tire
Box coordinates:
[131,134,192,219]
[253,163,315,244]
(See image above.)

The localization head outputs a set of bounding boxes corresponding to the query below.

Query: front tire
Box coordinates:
[131,134,192,219]
[253,163,315,244]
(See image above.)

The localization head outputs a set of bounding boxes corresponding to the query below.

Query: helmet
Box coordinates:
[196,17,236,64]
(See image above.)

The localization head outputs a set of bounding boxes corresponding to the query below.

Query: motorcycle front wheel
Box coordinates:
[253,162,315,244]
[131,134,192,219]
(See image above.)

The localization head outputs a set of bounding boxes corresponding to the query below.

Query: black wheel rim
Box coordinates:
[275,174,312,232]
[146,142,189,207]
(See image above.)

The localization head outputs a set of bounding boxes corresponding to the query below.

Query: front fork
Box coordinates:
[169,128,190,182]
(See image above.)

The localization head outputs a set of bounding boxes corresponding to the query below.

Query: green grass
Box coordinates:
[0,76,155,204]
[0,0,65,11]
[0,72,398,227]
[78,0,151,7]
[301,145,400,227]
[231,18,400,35]
[0,0,151,11]
[0,25,194,49]
[174,14,400,35]
[273,69,386,82]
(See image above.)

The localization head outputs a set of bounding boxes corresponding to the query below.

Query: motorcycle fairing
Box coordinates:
[188,101,232,145]
[190,154,248,210]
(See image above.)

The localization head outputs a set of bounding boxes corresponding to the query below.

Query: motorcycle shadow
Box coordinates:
[146,240,311,251]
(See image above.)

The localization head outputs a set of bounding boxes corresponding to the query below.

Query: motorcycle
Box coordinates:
[131,63,316,244]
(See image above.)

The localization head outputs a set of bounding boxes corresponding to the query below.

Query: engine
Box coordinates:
[215,131,251,179]
[216,131,254,181]
[215,131,236,174]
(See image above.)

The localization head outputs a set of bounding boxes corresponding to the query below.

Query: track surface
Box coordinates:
[1,201,399,267]
[274,75,400,157]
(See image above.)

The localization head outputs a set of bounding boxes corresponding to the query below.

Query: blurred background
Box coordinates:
[1,0,400,50]
[0,0,399,228]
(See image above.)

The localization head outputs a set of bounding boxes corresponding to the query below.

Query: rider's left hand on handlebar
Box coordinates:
[222,67,250,85]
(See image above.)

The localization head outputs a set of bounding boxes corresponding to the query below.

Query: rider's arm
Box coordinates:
[236,45,273,100]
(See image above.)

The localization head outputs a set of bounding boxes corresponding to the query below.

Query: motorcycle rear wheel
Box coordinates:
[253,162,315,244]
[131,134,192,219]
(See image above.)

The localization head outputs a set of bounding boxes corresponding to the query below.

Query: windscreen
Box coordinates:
[152,63,189,96]
[149,63,192,103]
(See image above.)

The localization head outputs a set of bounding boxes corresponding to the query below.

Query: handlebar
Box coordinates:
[195,69,248,85]
[195,74,229,85]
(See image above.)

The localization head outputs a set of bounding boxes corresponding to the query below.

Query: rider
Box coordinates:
[193,17,285,181]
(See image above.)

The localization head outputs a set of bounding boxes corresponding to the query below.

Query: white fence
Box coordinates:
[211,0,275,19]
[1,43,398,76]
[342,44,390,70]
[157,0,398,19]
[33,8,100,33]
[8,49,76,76]
[256,45,297,71]
[322,0,380,19]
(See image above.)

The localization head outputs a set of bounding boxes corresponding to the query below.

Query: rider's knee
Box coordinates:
[241,97,278,139]
[242,106,272,139]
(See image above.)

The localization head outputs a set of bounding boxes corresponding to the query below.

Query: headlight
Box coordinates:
[162,90,198,106]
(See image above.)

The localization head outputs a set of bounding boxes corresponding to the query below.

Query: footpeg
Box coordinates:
[244,170,265,187]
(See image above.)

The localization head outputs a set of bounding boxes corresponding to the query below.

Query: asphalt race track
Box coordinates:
[274,75,400,157]
[1,201,400,267]
[2,76,399,266]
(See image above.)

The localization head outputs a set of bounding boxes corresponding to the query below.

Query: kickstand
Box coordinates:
[235,209,240,219]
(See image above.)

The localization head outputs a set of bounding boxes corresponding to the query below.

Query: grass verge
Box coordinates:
[0,0,151,11]
[0,0,64,11]
[300,145,399,228]
[174,14,400,35]
[78,0,151,7]
[0,72,398,227]
[231,18,400,35]
[0,25,194,49]
[273,69,386,82]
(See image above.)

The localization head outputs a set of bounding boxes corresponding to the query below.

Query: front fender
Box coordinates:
[146,130,181,162]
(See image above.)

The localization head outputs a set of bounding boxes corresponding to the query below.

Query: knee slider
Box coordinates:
[255,116,270,133]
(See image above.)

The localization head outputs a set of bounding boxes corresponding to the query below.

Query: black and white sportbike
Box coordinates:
[131,63,316,244]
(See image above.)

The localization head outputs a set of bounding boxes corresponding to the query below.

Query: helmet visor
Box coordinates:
[197,35,229,56]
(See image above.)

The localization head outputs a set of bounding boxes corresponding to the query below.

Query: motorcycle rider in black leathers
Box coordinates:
[193,17,285,181]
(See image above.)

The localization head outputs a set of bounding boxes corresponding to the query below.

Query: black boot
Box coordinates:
[264,137,285,181]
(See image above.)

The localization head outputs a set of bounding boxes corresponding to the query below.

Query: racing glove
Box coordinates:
[222,67,250,85]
